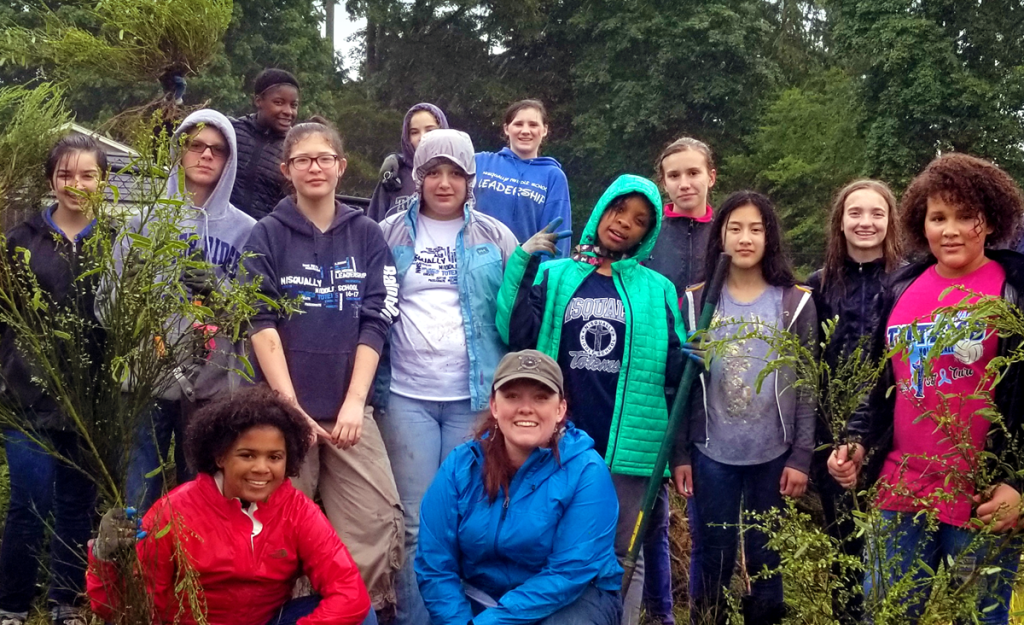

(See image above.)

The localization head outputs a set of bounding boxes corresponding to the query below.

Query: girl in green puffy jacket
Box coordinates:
[496,174,685,625]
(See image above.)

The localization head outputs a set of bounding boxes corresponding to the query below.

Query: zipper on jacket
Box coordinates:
[492,489,511,555]
[686,220,694,287]
[606,271,634,469]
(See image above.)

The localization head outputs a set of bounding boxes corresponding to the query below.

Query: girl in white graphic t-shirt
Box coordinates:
[377,129,518,625]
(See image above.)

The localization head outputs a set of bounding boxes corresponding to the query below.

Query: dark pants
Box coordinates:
[468,584,622,625]
[642,483,675,625]
[264,595,379,625]
[688,448,786,622]
[811,450,864,624]
[126,398,197,513]
[0,429,97,612]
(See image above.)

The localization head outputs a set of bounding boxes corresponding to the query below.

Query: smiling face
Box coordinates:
[181,126,228,198]
[51,150,101,215]
[408,110,440,152]
[597,195,652,254]
[255,84,299,134]
[723,204,766,271]
[491,379,567,468]
[421,162,468,221]
[503,107,548,159]
[842,188,888,259]
[924,194,992,278]
[280,134,346,202]
[216,425,287,502]
[661,149,716,215]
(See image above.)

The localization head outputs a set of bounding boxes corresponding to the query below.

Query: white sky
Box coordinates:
[329,7,366,76]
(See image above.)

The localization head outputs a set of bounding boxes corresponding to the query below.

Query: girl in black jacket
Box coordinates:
[830,155,1024,624]
[0,135,108,625]
[230,68,300,220]
[805,179,902,623]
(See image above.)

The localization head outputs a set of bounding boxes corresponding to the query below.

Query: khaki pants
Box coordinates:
[292,406,404,612]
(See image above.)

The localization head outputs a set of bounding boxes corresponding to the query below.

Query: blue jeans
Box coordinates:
[0,429,97,612]
[688,448,787,612]
[468,584,623,625]
[264,595,379,625]
[642,483,675,625]
[380,394,478,625]
[126,398,196,513]
[865,509,1021,625]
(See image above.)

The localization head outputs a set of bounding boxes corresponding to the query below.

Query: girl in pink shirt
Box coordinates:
[829,153,1024,624]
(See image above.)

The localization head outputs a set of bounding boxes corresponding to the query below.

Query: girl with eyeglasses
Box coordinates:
[115,109,257,514]
[244,119,404,617]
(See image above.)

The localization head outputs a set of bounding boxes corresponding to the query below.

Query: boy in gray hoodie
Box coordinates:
[114,109,257,511]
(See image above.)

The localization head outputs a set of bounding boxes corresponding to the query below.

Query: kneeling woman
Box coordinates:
[86,386,375,625]
[416,350,623,625]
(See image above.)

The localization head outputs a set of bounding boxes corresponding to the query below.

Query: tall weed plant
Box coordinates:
[696,290,1024,624]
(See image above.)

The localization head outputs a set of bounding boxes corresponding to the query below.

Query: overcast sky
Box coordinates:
[330,9,366,76]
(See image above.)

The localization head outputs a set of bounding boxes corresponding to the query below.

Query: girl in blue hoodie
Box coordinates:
[244,119,403,614]
[474,99,573,257]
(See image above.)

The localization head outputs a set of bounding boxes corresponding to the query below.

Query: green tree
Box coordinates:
[727,69,867,272]
[830,0,1024,188]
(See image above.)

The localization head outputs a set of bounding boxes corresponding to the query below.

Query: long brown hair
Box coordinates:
[474,390,564,503]
[820,179,902,291]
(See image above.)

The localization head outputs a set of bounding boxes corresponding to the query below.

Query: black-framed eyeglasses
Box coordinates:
[288,154,339,171]
[185,140,228,159]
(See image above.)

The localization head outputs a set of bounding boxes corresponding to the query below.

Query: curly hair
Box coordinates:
[900,153,1024,253]
[185,385,312,477]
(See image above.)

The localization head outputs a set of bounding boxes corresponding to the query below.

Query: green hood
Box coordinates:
[578,174,663,263]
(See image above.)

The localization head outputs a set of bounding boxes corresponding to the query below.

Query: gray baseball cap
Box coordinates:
[491,350,564,395]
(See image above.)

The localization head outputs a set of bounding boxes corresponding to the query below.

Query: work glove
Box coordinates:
[122,249,145,282]
[522,217,572,258]
[182,264,215,299]
[93,507,146,561]
[379,153,402,192]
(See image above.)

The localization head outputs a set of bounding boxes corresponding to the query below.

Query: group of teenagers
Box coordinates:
[2,64,1024,625]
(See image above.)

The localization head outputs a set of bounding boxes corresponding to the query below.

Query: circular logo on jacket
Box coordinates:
[580,320,616,357]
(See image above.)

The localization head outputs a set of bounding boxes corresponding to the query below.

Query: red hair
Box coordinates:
[474,391,565,502]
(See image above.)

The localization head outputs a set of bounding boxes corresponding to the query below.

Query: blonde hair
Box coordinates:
[654,137,714,185]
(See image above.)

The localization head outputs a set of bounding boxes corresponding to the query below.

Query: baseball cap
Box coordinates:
[491,350,564,395]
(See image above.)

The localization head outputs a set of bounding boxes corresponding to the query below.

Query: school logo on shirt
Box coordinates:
[280,257,367,313]
[887,312,986,398]
[413,245,458,285]
[565,297,623,373]
[580,319,616,357]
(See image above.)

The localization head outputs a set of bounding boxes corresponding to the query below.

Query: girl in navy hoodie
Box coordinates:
[474,99,572,256]
[244,119,403,615]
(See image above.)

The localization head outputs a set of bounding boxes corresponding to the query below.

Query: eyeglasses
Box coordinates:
[288,154,339,171]
[185,140,228,159]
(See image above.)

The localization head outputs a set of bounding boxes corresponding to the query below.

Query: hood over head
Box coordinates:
[412,129,476,200]
[167,109,238,219]
[578,174,663,263]
[401,103,450,164]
